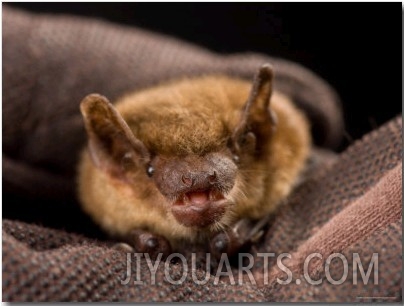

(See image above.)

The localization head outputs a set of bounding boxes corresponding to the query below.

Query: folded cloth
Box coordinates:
[3,6,401,302]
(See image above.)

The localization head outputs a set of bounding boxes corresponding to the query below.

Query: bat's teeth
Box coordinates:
[209,189,225,201]
[175,189,225,205]
[173,194,187,205]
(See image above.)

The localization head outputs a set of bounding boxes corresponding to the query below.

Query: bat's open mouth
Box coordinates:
[176,189,225,206]
[171,188,228,228]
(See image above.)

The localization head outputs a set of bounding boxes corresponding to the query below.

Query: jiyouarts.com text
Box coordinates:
[119,252,378,286]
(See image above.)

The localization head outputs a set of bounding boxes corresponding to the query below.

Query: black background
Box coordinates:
[8,3,402,149]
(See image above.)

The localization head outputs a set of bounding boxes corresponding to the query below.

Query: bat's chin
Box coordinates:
[170,189,229,228]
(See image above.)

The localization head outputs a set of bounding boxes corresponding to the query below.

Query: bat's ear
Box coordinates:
[80,94,150,177]
[230,64,277,156]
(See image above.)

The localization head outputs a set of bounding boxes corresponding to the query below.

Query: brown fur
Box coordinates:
[78,73,311,247]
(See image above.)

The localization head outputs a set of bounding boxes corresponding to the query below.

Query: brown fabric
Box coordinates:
[2,7,402,302]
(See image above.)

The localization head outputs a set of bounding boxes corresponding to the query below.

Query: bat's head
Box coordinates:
[79,65,277,238]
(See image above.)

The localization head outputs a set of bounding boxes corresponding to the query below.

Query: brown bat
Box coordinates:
[77,64,311,258]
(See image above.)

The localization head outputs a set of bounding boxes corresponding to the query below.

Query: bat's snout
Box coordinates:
[152,153,237,228]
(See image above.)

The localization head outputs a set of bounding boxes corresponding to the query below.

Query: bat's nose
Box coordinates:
[181,174,193,187]
[180,171,217,189]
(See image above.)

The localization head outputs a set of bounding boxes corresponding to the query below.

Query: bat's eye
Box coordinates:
[233,155,240,163]
[146,165,155,177]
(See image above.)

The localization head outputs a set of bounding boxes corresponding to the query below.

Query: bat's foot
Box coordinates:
[125,229,172,260]
[112,242,135,253]
[209,215,271,260]
[209,230,243,260]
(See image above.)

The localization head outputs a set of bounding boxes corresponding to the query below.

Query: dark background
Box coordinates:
[8,2,402,147]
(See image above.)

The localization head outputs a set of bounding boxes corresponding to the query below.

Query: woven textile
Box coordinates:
[2,7,401,302]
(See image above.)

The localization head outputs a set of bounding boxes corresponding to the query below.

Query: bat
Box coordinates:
[77,64,311,259]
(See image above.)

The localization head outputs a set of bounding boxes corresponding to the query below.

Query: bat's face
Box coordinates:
[79,65,279,239]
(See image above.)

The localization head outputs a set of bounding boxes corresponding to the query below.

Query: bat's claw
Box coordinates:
[209,215,272,260]
[209,230,243,260]
[112,242,135,253]
[126,229,172,260]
